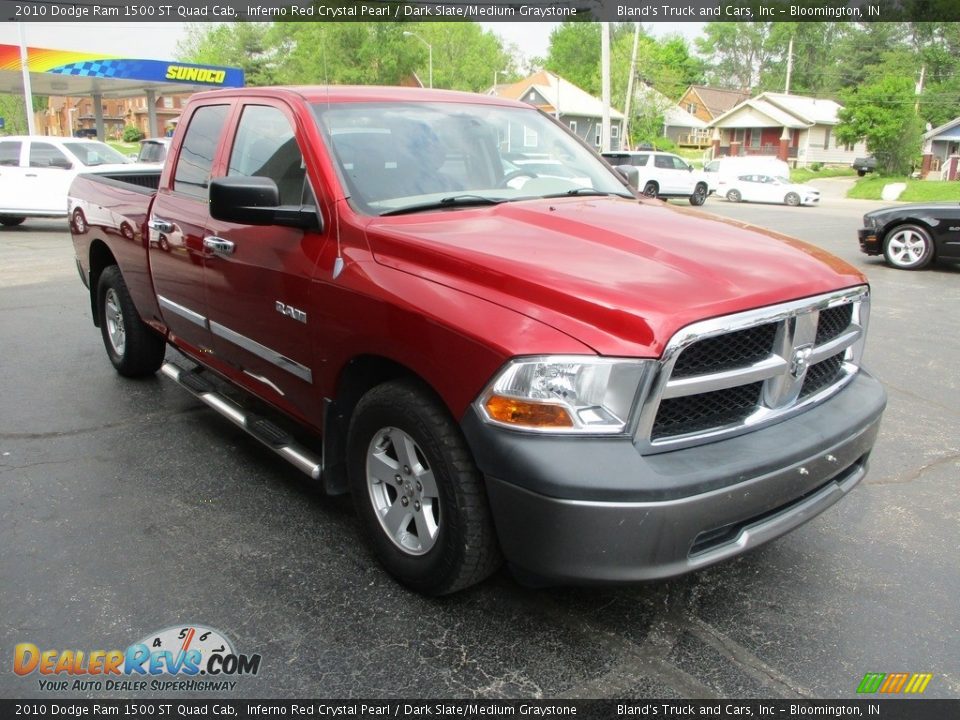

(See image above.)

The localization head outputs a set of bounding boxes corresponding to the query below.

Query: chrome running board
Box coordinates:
[161,362,322,480]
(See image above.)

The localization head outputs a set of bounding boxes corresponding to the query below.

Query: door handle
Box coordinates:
[203,236,235,255]
[25,173,38,178]
[148,218,174,233]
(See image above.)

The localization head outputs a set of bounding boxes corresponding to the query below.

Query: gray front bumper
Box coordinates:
[461,370,885,584]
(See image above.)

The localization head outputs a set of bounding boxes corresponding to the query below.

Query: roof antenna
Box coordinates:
[320,29,345,280]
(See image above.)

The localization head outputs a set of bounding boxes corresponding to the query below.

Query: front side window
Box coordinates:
[174,104,229,200]
[29,143,71,169]
[312,102,633,215]
[228,105,307,206]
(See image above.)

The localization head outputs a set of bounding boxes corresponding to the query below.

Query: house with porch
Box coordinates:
[493,70,625,151]
[706,92,868,167]
[678,85,749,123]
[920,117,960,180]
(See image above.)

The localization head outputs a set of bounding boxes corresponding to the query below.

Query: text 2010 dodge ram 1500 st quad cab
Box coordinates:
[70,87,886,595]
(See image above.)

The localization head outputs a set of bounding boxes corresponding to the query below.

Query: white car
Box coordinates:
[0,136,144,226]
[724,174,820,207]
[702,156,790,195]
[601,150,709,205]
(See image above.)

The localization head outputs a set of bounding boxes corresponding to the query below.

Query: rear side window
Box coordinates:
[0,141,21,166]
[228,105,307,206]
[632,154,649,166]
[138,142,167,163]
[174,104,229,200]
[29,143,71,169]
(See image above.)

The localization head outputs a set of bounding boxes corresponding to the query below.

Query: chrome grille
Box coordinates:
[636,287,870,453]
[672,323,777,378]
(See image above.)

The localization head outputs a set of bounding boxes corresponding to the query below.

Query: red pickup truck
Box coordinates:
[70,86,886,594]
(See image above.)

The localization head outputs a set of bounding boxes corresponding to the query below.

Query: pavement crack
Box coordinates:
[0,406,205,441]
[869,451,960,485]
[686,616,814,698]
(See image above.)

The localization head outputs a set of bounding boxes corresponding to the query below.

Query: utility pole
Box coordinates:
[622,23,640,149]
[915,65,925,115]
[601,22,611,153]
[18,23,36,135]
[784,37,794,95]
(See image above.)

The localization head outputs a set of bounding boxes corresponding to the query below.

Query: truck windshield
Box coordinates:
[62,142,131,167]
[311,102,633,215]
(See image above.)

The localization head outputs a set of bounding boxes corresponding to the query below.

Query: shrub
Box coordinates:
[122,125,144,143]
[810,162,823,172]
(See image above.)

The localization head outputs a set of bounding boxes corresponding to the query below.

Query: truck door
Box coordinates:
[148,103,232,356]
[25,141,77,214]
[201,101,328,425]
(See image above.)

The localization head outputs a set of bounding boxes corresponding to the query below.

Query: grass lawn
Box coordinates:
[791,167,858,184]
[106,140,139,156]
[848,177,960,201]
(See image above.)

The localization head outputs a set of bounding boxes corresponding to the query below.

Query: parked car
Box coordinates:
[858,202,960,270]
[702,156,790,195]
[136,138,171,164]
[852,156,877,177]
[724,174,821,206]
[0,136,147,226]
[69,86,885,594]
[601,150,709,205]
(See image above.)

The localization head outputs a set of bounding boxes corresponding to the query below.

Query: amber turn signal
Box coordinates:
[484,394,574,428]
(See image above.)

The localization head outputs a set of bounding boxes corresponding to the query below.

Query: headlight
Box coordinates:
[863,215,878,229]
[476,356,655,434]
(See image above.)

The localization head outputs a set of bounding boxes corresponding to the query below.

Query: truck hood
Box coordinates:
[366,196,865,357]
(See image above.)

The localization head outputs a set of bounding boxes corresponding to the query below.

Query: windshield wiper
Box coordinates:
[380,194,507,217]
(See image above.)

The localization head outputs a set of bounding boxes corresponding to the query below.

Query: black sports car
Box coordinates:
[858,202,960,270]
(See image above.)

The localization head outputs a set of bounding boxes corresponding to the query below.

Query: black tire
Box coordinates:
[0,215,25,226]
[883,223,935,270]
[347,380,501,595]
[726,189,742,203]
[642,181,659,199]
[96,266,166,377]
[857,169,867,177]
[784,192,801,207]
[689,183,708,206]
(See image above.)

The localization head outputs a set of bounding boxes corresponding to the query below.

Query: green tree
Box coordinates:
[177,23,278,86]
[0,94,46,135]
[544,21,602,97]
[696,22,774,92]
[400,23,514,92]
[836,74,922,175]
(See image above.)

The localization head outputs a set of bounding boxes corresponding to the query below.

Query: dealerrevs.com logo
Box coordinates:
[14,624,261,692]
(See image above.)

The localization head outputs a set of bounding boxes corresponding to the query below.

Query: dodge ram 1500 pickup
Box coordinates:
[70,86,886,594]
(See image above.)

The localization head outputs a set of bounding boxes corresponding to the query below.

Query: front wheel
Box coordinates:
[0,215,25,227]
[689,184,708,206]
[883,224,934,270]
[97,266,166,377]
[784,192,801,207]
[642,181,659,199]
[726,189,742,203]
[347,380,501,595]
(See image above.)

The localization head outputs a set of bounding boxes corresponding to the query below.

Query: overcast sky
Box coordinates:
[0,21,704,66]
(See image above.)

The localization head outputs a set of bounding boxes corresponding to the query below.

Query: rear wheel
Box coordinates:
[97,266,166,377]
[857,169,867,177]
[72,209,87,234]
[689,183,708,206]
[784,192,801,207]
[726,189,742,203]
[883,224,934,270]
[642,181,659,199]
[347,380,501,595]
[0,215,25,227]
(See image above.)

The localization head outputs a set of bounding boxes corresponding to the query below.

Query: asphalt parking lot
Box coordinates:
[1,184,958,700]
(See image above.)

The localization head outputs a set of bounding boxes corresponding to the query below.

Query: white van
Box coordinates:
[702,156,790,195]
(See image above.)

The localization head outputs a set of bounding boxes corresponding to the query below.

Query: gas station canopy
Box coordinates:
[0,43,243,135]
